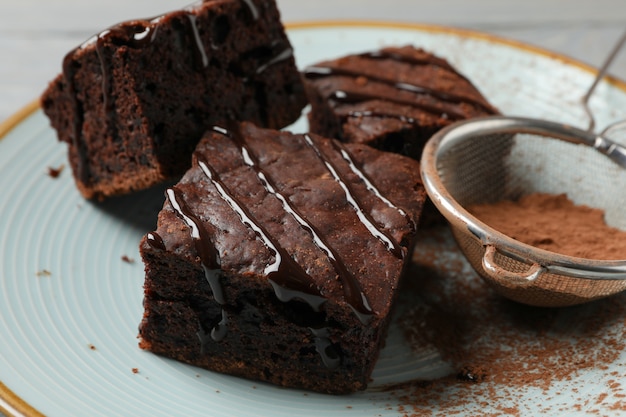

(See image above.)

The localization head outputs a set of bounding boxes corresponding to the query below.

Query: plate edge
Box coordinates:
[0,382,44,417]
[286,19,626,88]
[0,100,40,142]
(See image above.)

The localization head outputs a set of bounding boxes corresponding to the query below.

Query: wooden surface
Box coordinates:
[0,1,626,416]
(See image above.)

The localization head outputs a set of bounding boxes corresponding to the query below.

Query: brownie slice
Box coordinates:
[41,0,307,200]
[303,45,498,160]
[138,121,426,394]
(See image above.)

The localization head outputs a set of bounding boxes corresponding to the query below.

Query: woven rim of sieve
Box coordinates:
[420,115,626,282]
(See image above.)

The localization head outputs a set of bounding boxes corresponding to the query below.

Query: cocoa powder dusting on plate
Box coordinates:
[386,226,626,415]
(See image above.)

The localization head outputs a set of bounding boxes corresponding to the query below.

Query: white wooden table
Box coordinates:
[1,1,626,416]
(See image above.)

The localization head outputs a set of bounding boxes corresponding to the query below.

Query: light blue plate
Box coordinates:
[2,22,626,417]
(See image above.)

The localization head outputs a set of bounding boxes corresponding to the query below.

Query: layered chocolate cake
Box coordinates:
[303,45,498,160]
[138,121,426,394]
[41,0,307,200]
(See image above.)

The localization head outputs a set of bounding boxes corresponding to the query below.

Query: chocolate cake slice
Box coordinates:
[138,121,426,394]
[303,45,498,160]
[41,0,307,200]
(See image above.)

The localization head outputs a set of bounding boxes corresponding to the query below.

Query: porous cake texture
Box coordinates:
[139,122,427,394]
[304,45,498,160]
[42,0,307,200]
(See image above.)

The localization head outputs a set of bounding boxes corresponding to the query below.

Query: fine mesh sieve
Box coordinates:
[420,31,626,307]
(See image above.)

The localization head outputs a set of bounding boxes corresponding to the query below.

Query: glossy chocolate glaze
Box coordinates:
[240,0,259,20]
[166,187,227,344]
[196,309,228,351]
[145,122,420,368]
[303,50,496,123]
[194,152,327,310]
[330,139,417,232]
[146,231,166,251]
[255,44,293,75]
[211,125,374,322]
[310,327,341,370]
[166,188,221,274]
[146,119,417,366]
[358,50,460,77]
[303,134,405,260]
[185,13,209,68]
[328,89,466,121]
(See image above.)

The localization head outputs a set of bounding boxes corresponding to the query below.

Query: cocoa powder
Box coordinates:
[467,193,626,260]
[381,225,626,416]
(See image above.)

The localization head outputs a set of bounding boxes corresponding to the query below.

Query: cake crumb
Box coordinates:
[36,269,52,277]
[121,255,135,264]
[457,366,487,383]
[47,164,65,178]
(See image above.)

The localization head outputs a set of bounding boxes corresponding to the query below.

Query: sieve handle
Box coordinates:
[482,245,545,286]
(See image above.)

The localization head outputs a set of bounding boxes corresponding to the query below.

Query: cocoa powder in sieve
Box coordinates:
[466,192,626,260]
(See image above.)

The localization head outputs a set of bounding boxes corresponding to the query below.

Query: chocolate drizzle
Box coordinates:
[94,32,114,116]
[184,13,209,68]
[210,309,229,342]
[166,188,220,272]
[61,17,162,186]
[147,123,416,367]
[255,45,293,75]
[330,140,417,233]
[194,152,326,311]
[146,232,166,251]
[94,20,162,109]
[303,51,496,122]
[303,134,405,260]
[166,187,227,344]
[197,309,228,351]
[211,125,374,322]
[329,89,464,121]
[240,0,260,20]
[310,327,341,370]
[232,41,294,82]
[358,50,459,76]
[58,0,288,188]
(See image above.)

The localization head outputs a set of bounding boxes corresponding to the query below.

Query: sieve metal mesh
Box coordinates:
[437,131,626,226]
[422,30,626,307]
[435,128,626,307]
